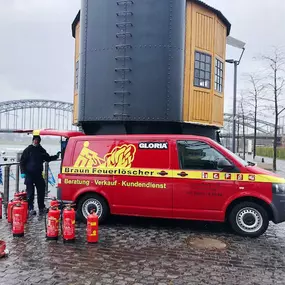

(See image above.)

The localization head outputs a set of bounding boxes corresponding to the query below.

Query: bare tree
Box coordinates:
[237,92,248,160]
[243,73,266,159]
[261,47,285,171]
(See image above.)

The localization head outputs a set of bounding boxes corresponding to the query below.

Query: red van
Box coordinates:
[33,130,285,237]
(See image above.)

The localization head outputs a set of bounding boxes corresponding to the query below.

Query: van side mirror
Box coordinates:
[217,158,234,171]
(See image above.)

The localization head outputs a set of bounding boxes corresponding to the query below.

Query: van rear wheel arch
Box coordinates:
[76,192,110,224]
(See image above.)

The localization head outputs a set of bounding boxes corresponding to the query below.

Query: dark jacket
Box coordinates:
[20,144,58,175]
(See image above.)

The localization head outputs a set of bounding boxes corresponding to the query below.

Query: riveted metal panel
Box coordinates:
[78,0,186,123]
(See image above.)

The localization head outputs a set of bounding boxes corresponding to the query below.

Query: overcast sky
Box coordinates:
[0,0,284,114]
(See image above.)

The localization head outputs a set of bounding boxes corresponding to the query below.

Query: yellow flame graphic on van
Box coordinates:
[102,144,136,168]
[73,141,136,168]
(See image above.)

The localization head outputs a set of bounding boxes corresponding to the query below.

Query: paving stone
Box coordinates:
[2,216,285,284]
[116,281,127,285]
[154,272,165,277]
[125,277,136,282]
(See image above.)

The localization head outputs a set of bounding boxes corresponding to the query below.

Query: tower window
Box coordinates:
[194,51,211,89]
[215,58,223,93]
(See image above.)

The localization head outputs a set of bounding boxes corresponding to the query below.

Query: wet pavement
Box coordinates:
[1,214,285,285]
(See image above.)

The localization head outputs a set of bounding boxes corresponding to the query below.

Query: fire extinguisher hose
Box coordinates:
[10,203,16,223]
[44,208,49,234]
[60,207,63,238]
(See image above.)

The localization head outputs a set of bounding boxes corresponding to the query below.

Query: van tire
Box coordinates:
[77,193,109,224]
[228,202,269,238]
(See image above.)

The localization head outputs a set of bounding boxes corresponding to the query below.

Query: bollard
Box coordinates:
[15,152,22,193]
[3,166,10,217]
[261,158,265,163]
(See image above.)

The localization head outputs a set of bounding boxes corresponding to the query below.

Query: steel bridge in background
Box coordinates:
[0,99,77,130]
[0,100,282,141]
[221,113,282,139]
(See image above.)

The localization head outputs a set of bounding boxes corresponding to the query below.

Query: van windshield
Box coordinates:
[218,144,249,167]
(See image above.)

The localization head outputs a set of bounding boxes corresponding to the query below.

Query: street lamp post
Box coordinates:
[226,36,246,153]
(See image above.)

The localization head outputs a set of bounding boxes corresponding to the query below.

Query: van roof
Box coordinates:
[71,134,215,142]
[8,129,85,138]
[32,129,84,138]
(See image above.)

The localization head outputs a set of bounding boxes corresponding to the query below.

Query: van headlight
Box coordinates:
[272,184,285,194]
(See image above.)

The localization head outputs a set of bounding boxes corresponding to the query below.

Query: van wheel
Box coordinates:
[228,202,269,238]
[77,193,109,223]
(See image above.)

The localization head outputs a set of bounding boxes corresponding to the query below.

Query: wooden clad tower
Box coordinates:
[71,0,231,138]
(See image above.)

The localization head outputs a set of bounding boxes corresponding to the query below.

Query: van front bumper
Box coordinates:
[271,193,285,224]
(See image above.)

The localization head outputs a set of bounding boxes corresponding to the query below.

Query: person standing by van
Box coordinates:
[20,135,60,216]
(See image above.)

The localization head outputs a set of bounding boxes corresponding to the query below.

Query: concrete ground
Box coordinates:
[1,214,285,285]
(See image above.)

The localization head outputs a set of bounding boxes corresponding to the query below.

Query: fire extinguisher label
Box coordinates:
[48,217,58,236]
[87,228,97,236]
[64,218,74,236]
[13,214,22,230]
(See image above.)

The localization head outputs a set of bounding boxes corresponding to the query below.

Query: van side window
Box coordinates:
[177,140,229,171]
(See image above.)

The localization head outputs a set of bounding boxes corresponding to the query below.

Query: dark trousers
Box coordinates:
[25,174,46,211]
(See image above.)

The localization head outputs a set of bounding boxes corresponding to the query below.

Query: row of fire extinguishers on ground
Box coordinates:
[0,192,99,243]
[45,197,99,243]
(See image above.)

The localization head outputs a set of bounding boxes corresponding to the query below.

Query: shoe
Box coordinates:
[39,208,48,216]
[29,210,36,216]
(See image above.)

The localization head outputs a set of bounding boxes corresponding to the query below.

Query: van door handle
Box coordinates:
[158,171,168,176]
[177,172,188,177]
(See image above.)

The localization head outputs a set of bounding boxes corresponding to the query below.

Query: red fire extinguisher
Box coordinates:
[46,206,61,240]
[14,190,26,200]
[20,191,27,201]
[0,240,9,258]
[50,197,59,208]
[7,198,20,223]
[62,205,76,243]
[12,202,25,237]
[87,210,99,243]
